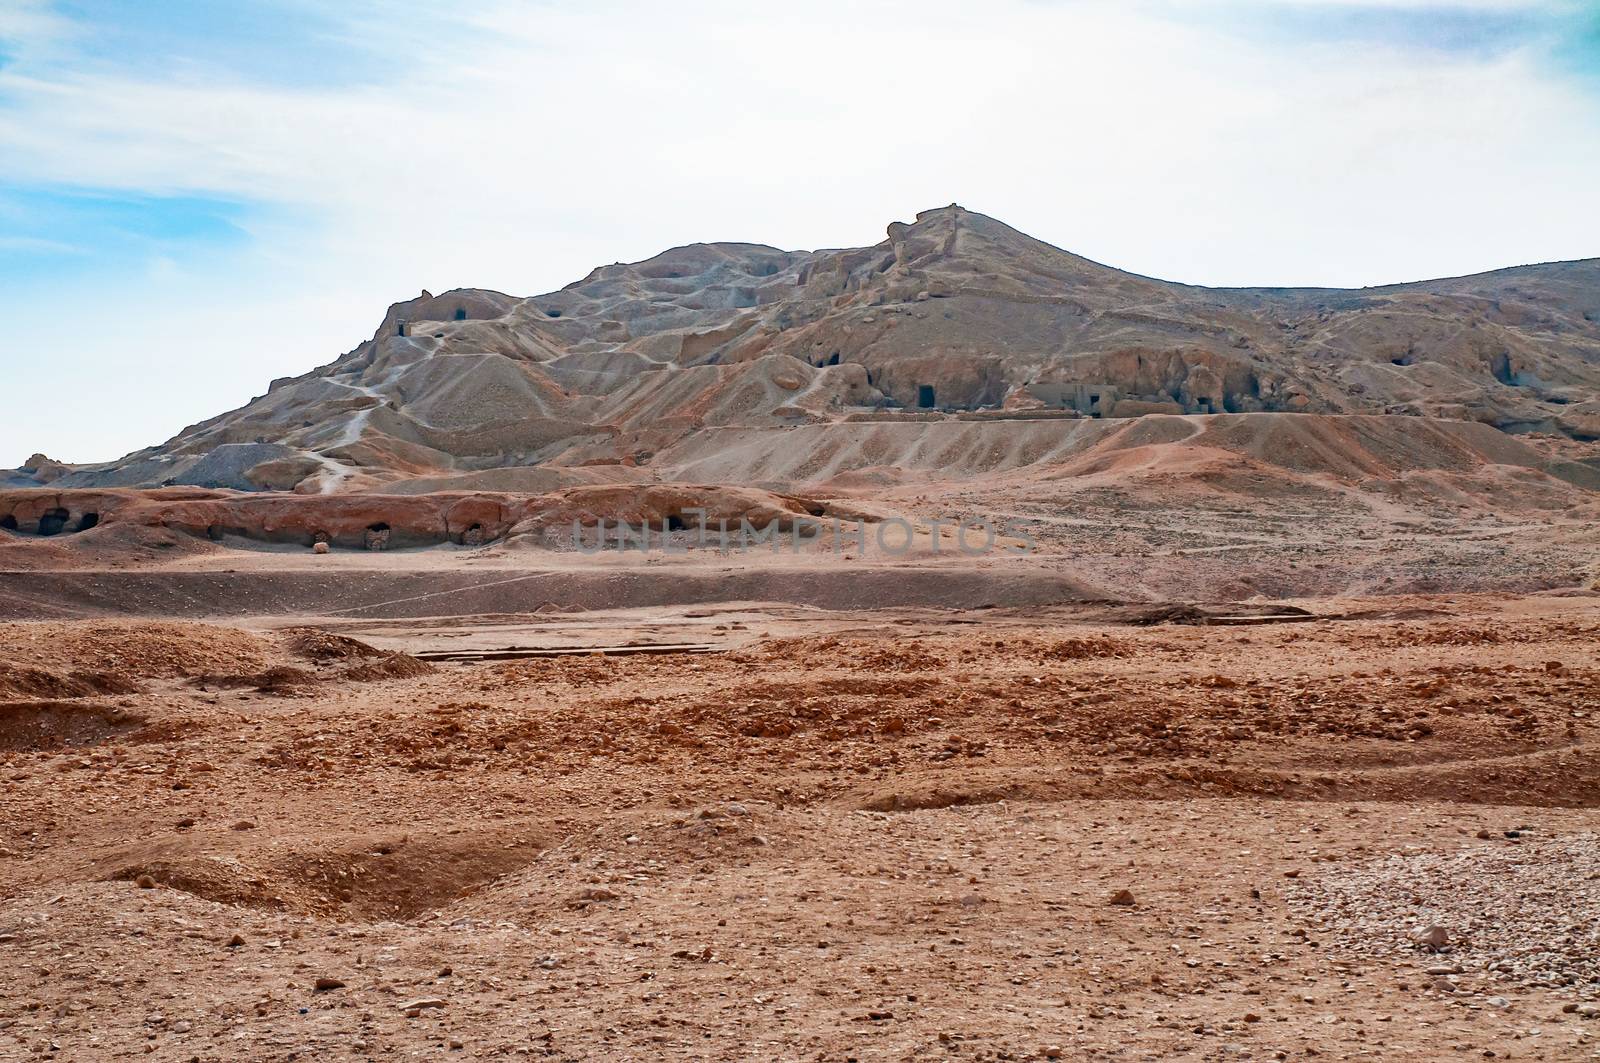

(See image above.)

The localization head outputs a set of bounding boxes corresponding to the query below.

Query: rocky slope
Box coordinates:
[11,205,1600,494]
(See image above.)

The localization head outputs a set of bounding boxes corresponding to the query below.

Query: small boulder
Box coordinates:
[1410,924,1450,949]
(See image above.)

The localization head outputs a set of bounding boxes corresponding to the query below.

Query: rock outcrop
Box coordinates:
[0,484,834,553]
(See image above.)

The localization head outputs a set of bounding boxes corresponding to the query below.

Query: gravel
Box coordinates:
[1288,832,1600,999]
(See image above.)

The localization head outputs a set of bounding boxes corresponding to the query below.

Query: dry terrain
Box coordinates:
[4,203,1599,1061]
[1,591,1598,1061]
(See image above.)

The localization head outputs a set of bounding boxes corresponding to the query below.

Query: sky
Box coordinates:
[1,0,1598,464]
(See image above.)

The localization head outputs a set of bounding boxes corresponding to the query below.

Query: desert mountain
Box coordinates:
[13,204,1600,494]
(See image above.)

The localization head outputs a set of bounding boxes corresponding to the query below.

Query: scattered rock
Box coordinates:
[1410,924,1450,949]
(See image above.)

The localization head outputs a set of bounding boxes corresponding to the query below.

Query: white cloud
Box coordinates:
[1,0,1598,462]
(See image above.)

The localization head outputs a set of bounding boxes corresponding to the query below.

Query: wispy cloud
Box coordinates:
[0,232,81,254]
[1197,0,1590,57]
[0,186,253,284]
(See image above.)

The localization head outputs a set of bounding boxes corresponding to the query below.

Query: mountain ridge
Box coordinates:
[10,204,1599,493]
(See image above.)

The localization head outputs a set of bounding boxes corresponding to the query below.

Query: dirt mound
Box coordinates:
[0,701,145,751]
[103,831,543,920]
[193,653,431,692]
[0,663,140,700]
[279,628,386,662]
[0,621,273,680]
[340,653,435,682]
[0,520,214,572]
[190,664,321,695]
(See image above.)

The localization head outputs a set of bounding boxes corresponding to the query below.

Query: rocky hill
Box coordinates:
[13,205,1600,493]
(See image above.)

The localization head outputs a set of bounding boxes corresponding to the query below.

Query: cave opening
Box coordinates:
[0,515,17,532]
[454,308,468,321]
[1490,352,1516,386]
[76,512,99,532]
[828,351,840,366]
[38,508,69,536]
[917,384,936,409]
[666,514,687,532]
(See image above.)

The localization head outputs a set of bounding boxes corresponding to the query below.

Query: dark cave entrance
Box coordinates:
[38,508,69,536]
[917,384,936,409]
[827,352,840,366]
[0,515,17,532]
[666,514,687,532]
[76,512,99,532]
[1490,352,1516,386]
[454,308,468,321]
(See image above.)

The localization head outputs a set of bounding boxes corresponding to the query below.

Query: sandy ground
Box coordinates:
[3,484,1596,623]
[2,592,1598,1060]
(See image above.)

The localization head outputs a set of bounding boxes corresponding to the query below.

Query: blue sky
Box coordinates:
[27,1,407,84]
[2,0,1599,463]
[0,186,252,286]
